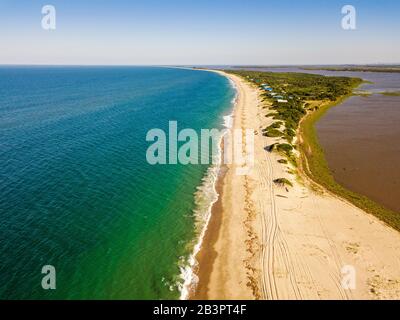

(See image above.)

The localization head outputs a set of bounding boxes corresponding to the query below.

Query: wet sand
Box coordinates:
[191,70,400,300]
[191,164,227,299]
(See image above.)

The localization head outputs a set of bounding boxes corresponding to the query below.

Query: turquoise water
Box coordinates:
[0,66,235,299]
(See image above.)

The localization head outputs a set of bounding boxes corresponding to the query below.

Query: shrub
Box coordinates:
[265,143,277,152]
[263,128,282,137]
[276,143,293,153]
[267,122,283,130]
[273,178,293,187]
[284,128,296,137]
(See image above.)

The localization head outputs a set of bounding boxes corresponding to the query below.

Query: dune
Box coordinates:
[192,70,400,300]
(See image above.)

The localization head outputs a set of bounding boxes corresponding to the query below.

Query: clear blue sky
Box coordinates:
[0,0,399,65]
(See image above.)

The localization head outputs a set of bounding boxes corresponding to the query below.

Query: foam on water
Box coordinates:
[0,66,236,299]
[179,74,238,300]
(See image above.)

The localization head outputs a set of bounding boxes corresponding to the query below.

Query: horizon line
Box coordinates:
[1,63,400,67]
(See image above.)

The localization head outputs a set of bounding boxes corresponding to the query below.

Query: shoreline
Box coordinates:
[299,93,400,231]
[191,70,400,299]
[191,159,227,299]
[190,70,257,299]
[180,70,237,300]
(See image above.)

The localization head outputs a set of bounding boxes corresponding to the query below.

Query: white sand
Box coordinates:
[198,70,400,300]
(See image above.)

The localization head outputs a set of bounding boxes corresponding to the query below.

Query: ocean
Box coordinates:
[0,66,235,299]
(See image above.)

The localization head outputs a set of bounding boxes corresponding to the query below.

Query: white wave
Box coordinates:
[178,160,220,300]
[179,76,238,300]
[223,114,233,129]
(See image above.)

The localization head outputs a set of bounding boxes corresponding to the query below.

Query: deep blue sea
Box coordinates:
[0,66,235,299]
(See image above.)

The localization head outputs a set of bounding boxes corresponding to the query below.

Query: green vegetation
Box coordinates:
[273,178,293,188]
[379,91,400,96]
[266,143,278,152]
[263,128,282,137]
[354,91,400,97]
[261,121,285,138]
[301,66,400,73]
[227,70,363,170]
[276,143,297,166]
[277,159,288,164]
[299,96,400,231]
[354,91,373,97]
[267,121,283,129]
[231,70,362,101]
[225,69,400,232]
[283,128,296,143]
[276,143,293,154]
[228,70,361,144]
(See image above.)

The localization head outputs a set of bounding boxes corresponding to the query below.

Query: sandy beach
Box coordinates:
[192,71,400,300]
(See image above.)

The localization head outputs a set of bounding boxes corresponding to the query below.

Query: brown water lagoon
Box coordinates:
[230,66,400,213]
[316,94,400,213]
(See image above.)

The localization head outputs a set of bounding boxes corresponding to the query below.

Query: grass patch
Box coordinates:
[379,91,400,96]
[263,128,282,137]
[273,178,293,187]
[276,143,293,154]
[225,69,400,232]
[299,94,400,232]
[265,122,283,130]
